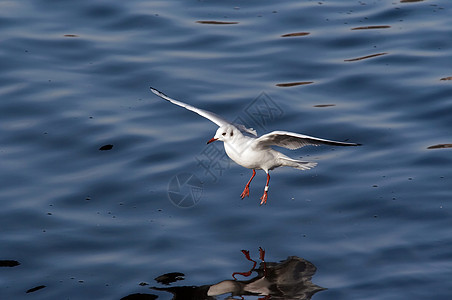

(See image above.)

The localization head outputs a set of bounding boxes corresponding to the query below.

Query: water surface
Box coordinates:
[1,0,451,299]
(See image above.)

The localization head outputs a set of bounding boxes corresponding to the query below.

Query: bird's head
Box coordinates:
[207,125,236,144]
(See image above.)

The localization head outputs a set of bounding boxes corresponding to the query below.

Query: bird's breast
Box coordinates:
[224,141,277,170]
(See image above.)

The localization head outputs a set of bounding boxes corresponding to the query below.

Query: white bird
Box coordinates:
[151,87,360,205]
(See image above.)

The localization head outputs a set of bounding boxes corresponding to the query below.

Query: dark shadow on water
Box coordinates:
[121,249,325,300]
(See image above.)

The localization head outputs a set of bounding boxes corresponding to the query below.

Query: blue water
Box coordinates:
[1,0,451,299]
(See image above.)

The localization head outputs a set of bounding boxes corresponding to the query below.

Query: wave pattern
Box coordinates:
[1,0,451,299]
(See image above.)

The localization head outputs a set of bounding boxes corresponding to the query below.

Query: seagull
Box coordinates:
[151,87,360,205]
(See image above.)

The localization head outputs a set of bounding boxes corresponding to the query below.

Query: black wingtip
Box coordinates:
[150,87,170,99]
[150,87,163,97]
[342,139,362,146]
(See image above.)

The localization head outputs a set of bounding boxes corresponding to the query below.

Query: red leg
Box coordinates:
[260,172,270,205]
[259,247,265,261]
[241,250,253,261]
[232,249,257,279]
[259,247,267,277]
[240,169,256,199]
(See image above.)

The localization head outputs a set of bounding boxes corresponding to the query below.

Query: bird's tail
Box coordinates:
[279,156,317,170]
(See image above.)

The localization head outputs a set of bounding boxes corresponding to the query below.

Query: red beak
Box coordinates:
[207,137,218,144]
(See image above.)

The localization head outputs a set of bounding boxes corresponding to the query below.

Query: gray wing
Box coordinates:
[255,130,361,150]
[150,87,230,127]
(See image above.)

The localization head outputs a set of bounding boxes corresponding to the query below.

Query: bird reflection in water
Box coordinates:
[121,248,325,300]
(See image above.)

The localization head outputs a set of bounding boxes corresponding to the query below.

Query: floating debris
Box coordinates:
[344,52,387,62]
[63,34,79,37]
[401,0,424,3]
[99,144,113,151]
[313,104,336,108]
[0,260,20,267]
[351,25,391,30]
[26,285,46,293]
[196,21,239,25]
[155,272,185,285]
[281,32,310,37]
[440,76,452,81]
[276,81,314,87]
[121,293,158,300]
[427,144,452,149]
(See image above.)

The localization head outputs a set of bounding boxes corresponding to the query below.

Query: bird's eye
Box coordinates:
[230,131,233,137]
[222,132,226,136]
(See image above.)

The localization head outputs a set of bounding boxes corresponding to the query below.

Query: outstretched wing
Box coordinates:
[255,130,360,150]
[150,87,230,127]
